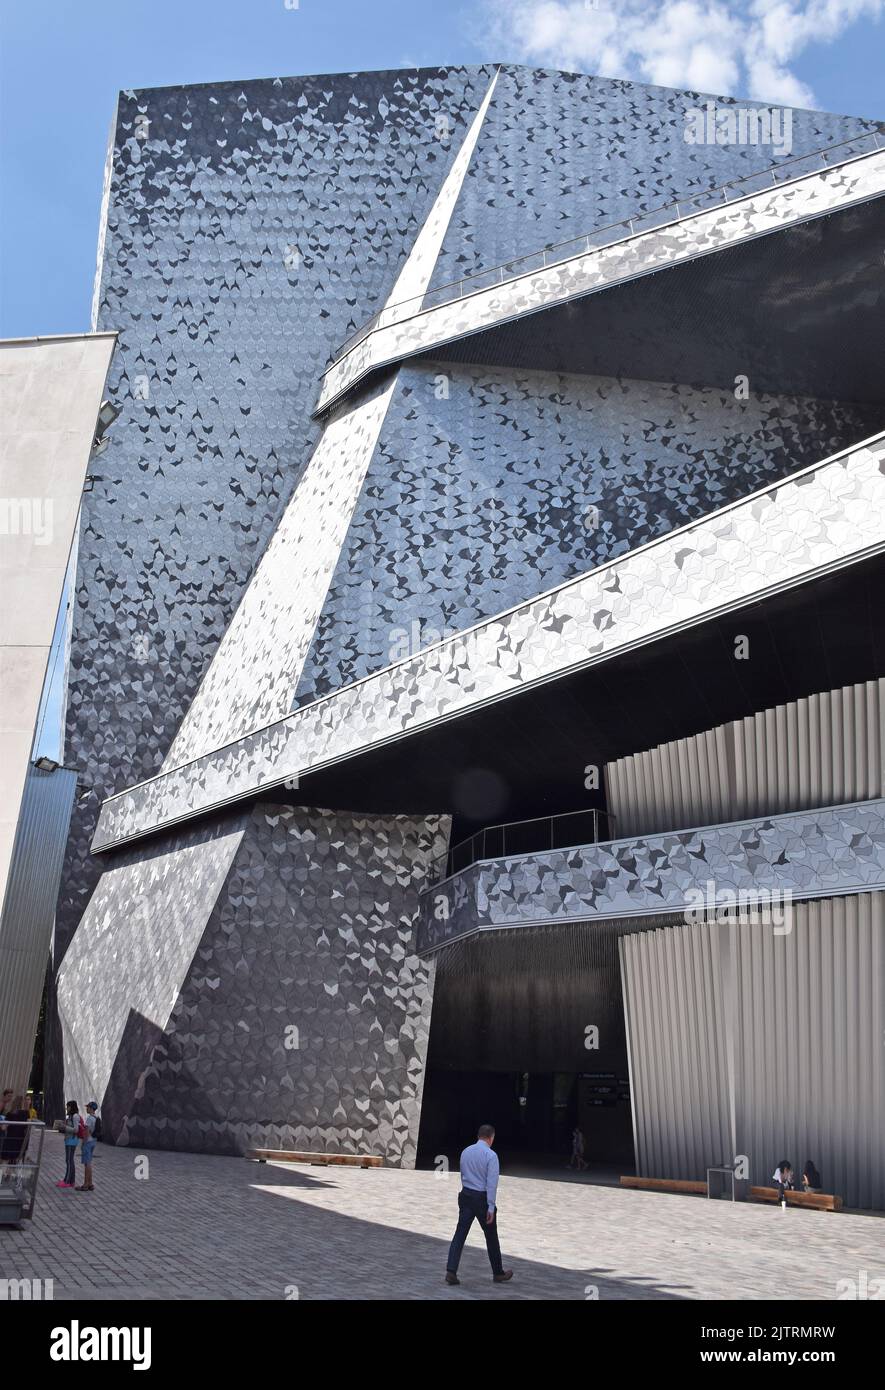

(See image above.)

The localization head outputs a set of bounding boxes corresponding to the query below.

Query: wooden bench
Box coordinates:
[751,1186,842,1211]
[620,1176,707,1195]
[246,1148,382,1169]
[619,1176,841,1210]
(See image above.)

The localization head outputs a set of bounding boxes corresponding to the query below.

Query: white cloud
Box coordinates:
[478,0,884,106]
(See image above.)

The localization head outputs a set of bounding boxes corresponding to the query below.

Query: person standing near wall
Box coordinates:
[55,1100,82,1188]
[77,1101,100,1192]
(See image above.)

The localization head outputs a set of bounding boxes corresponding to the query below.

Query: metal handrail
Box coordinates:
[424,805,617,888]
[329,128,885,363]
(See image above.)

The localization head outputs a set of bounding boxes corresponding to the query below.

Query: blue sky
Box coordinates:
[2,0,882,758]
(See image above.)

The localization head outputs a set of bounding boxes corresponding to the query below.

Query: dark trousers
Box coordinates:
[447,1188,503,1275]
[63,1145,77,1184]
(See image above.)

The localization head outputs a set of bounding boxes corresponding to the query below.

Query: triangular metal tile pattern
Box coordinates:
[162,71,499,769]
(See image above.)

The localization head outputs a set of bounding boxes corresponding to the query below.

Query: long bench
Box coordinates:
[751,1186,842,1211]
[620,1176,707,1195]
[619,1175,841,1210]
[246,1148,382,1169]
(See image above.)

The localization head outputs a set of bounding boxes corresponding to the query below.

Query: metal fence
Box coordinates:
[425,806,616,887]
[330,128,885,363]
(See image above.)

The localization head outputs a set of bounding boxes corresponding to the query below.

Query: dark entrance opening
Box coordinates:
[416,920,664,1177]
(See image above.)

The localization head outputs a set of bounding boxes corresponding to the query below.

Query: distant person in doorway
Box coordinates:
[445,1124,513,1286]
[77,1102,101,1192]
[56,1101,82,1188]
[569,1126,588,1171]
[803,1160,822,1194]
[772,1160,794,1203]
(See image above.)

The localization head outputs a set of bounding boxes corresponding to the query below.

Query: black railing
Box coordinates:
[329,128,885,364]
[425,806,616,887]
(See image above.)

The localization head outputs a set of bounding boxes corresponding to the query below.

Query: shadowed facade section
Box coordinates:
[58,805,447,1164]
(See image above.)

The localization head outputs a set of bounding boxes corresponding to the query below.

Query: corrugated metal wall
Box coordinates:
[619,891,885,1210]
[0,765,77,1091]
[621,918,733,1182]
[606,678,884,837]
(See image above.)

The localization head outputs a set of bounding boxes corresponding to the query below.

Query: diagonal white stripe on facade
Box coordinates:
[95,432,885,850]
[162,72,500,768]
[316,143,885,415]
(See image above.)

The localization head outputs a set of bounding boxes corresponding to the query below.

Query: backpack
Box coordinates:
[77,1116,88,1140]
[92,1115,103,1142]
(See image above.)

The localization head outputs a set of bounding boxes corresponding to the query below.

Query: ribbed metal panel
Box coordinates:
[0,765,77,1090]
[620,920,732,1181]
[619,892,884,1210]
[607,678,883,837]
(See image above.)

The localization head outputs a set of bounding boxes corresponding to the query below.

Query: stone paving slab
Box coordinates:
[0,1134,881,1301]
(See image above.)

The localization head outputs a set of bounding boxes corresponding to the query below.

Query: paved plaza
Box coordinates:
[1,1134,881,1301]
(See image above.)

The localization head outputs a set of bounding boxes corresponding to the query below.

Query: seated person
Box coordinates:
[803,1159,823,1194]
[771,1160,794,1199]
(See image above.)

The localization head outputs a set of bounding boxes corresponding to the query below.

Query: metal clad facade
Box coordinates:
[620,920,732,1182]
[607,678,884,838]
[619,892,885,1210]
[0,765,77,1090]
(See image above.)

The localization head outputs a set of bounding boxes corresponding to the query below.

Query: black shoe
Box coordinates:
[493,1270,514,1283]
[445,1272,460,1285]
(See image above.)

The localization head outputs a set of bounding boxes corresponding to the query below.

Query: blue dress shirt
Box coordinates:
[459,1140,500,1211]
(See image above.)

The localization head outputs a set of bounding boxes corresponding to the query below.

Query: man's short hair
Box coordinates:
[477,1123,495,1140]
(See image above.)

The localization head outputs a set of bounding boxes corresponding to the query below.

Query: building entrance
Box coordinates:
[416,922,640,1174]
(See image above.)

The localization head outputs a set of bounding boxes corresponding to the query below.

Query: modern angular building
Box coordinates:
[49,65,884,1207]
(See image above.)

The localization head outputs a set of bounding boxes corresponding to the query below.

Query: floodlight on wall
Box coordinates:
[97,400,121,432]
[33,756,60,773]
[91,399,120,458]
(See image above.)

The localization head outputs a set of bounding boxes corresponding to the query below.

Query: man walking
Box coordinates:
[445,1123,513,1286]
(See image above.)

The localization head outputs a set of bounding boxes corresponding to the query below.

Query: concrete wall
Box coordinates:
[0,334,114,1092]
[0,334,114,903]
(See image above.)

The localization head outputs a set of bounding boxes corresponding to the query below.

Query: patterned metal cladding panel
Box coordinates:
[296,363,878,706]
[429,67,881,293]
[52,63,885,1120]
[59,805,448,1164]
[57,813,250,1124]
[318,147,885,411]
[53,65,493,982]
[92,435,885,849]
[418,799,885,951]
[161,72,499,769]
[162,376,399,767]
[65,65,878,877]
